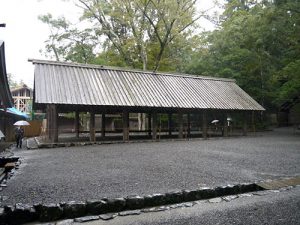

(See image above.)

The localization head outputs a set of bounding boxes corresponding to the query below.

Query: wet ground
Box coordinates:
[1,127,300,205]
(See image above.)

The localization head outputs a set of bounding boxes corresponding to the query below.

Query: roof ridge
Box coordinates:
[28,59,235,83]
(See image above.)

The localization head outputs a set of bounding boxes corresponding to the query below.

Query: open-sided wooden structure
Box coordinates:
[30,59,264,142]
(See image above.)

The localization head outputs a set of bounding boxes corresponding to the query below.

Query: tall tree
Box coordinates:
[39,14,98,63]
[185,0,300,110]
[77,0,203,71]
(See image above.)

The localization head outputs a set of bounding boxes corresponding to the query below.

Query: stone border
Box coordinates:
[30,134,260,150]
[0,183,264,224]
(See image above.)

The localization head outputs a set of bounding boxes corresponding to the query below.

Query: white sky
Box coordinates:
[0,0,219,88]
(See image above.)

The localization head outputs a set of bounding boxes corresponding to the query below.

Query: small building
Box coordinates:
[30,59,264,143]
[11,84,33,114]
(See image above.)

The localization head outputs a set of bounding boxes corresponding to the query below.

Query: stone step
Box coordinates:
[26,137,39,149]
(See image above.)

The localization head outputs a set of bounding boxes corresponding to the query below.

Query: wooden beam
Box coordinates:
[168,113,172,136]
[187,113,191,138]
[101,113,106,139]
[223,112,228,137]
[89,112,95,142]
[46,105,51,141]
[53,105,58,143]
[152,112,157,140]
[252,111,256,135]
[148,113,152,136]
[75,111,79,138]
[243,111,248,136]
[47,104,58,142]
[123,111,129,141]
[178,111,183,139]
[202,110,207,139]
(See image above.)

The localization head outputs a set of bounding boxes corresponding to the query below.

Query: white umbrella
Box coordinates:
[211,119,219,124]
[13,120,30,126]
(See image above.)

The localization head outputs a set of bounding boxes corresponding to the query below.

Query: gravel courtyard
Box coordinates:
[1,128,299,205]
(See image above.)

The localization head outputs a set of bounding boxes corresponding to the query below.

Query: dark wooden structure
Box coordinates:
[30,59,264,143]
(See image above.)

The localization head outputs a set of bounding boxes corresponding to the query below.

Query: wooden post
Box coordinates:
[53,105,58,143]
[168,113,172,137]
[152,112,157,140]
[89,112,95,142]
[187,113,191,138]
[178,111,183,139]
[75,111,79,138]
[252,111,256,135]
[47,104,58,142]
[46,105,51,141]
[123,111,129,141]
[223,112,228,137]
[148,113,152,136]
[101,113,106,139]
[243,111,248,136]
[202,110,207,139]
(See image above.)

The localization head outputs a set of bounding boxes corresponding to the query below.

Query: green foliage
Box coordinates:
[38,14,98,63]
[7,74,27,90]
[39,0,203,72]
[185,0,300,110]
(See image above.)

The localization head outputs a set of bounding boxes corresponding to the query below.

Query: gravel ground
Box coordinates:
[1,127,300,205]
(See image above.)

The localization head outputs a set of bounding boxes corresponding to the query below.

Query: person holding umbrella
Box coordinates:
[15,126,24,148]
[13,120,30,148]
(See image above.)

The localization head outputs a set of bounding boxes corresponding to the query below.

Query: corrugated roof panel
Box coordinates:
[31,60,264,111]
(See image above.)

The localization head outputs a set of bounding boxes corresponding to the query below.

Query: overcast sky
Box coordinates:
[0,0,218,88]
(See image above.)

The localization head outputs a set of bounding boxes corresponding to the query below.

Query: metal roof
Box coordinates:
[30,59,264,111]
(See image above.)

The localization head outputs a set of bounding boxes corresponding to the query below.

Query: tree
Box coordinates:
[7,73,18,89]
[185,0,300,111]
[77,0,204,71]
[38,14,98,63]
[40,0,208,129]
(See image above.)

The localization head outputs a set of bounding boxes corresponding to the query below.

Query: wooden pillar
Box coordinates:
[75,111,80,138]
[152,112,157,140]
[148,113,152,136]
[46,105,51,141]
[47,104,58,142]
[168,113,172,136]
[252,111,256,135]
[123,111,129,141]
[178,111,183,139]
[101,113,106,139]
[202,110,207,139]
[223,112,228,137]
[187,113,191,138]
[89,112,95,142]
[53,105,58,143]
[243,111,248,136]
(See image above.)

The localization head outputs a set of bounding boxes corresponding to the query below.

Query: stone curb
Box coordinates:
[31,134,256,150]
[0,183,264,224]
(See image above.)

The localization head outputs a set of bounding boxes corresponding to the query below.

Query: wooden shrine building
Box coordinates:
[30,59,264,143]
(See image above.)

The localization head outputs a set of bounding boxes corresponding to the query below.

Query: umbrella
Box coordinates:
[13,120,30,126]
[211,119,219,124]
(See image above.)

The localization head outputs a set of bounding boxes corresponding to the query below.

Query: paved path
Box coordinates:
[1,128,300,205]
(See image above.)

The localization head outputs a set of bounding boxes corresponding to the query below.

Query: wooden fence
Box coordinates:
[24,120,42,137]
